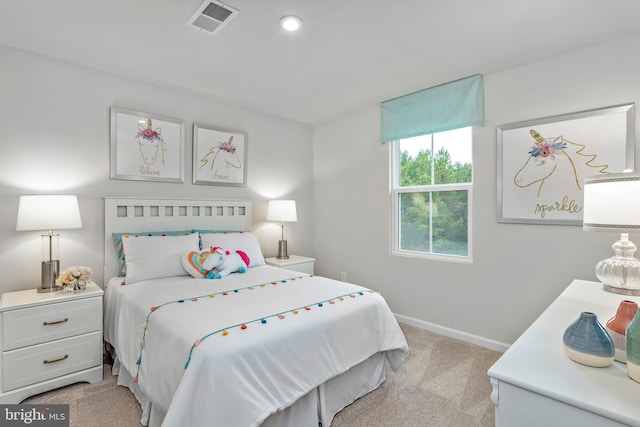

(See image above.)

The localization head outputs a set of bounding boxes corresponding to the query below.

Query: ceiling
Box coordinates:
[2,0,640,125]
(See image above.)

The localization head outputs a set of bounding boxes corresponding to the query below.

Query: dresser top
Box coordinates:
[0,282,103,312]
[488,279,640,425]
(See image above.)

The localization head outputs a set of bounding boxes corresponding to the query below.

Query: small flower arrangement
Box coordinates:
[56,266,92,292]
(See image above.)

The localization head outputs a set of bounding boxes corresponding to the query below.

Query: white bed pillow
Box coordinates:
[200,232,265,267]
[123,233,200,284]
[112,230,194,277]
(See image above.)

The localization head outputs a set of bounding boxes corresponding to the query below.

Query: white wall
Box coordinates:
[313,33,640,345]
[0,46,313,293]
[3,34,640,346]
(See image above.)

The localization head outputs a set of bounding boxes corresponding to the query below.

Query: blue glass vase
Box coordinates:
[563,312,615,367]
[626,309,640,382]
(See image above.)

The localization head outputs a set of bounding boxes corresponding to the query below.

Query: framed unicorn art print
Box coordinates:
[497,103,635,225]
[110,107,185,182]
[192,124,248,186]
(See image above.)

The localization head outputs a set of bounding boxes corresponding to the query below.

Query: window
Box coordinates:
[390,127,472,261]
[381,74,482,261]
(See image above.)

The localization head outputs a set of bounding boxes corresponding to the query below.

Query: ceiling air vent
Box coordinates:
[188,1,239,36]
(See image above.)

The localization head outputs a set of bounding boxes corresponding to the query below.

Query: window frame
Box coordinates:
[389,132,473,263]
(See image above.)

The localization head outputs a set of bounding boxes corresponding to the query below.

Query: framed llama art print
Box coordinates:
[110,107,185,182]
[497,103,634,225]
[192,124,248,186]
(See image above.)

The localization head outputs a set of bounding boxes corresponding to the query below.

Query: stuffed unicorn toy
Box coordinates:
[202,246,250,279]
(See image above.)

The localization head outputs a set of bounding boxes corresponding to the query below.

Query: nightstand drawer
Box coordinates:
[283,263,314,274]
[2,331,102,392]
[266,255,315,275]
[2,297,102,350]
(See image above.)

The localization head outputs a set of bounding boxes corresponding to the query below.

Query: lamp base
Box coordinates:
[596,233,640,297]
[603,284,640,296]
[276,240,289,259]
[39,260,63,293]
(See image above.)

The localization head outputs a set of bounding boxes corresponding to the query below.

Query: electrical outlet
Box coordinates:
[340,272,347,281]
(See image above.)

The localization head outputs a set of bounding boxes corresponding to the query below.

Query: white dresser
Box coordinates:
[488,280,640,426]
[0,283,104,403]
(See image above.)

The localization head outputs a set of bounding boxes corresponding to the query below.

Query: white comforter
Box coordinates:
[104,266,408,426]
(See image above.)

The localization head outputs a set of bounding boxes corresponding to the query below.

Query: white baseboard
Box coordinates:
[395,313,510,353]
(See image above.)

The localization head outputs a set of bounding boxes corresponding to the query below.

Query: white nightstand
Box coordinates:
[0,283,104,403]
[266,255,315,275]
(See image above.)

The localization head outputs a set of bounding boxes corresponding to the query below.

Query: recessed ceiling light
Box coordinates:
[280,15,302,31]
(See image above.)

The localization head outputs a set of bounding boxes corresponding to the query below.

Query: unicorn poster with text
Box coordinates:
[497,104,634,225]
[193,124,247,187]
[110,107,185,183]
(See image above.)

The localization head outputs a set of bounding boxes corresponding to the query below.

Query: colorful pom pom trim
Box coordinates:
[132,275,371,381]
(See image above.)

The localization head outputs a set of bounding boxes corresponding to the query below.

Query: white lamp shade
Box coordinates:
[583,173,640,232]
[266,200,297,222]
[16,195,83,231]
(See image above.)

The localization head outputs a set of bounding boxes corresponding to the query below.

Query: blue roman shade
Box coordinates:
[380,74,484,143]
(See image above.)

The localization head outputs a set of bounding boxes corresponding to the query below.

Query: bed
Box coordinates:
[102,197,408,427]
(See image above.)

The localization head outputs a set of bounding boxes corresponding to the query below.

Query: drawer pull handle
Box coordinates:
[43,318,69,326]
[43,354,69,364]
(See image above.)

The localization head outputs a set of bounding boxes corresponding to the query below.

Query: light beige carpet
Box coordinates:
[23,363,141,427]
[24,324,502,426]
[331,324,502,427]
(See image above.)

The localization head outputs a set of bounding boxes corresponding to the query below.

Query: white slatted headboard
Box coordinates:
[104,197,252,285]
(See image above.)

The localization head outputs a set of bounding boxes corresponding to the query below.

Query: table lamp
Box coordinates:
[16,195,83,292]
[583,171,640,295]
[266,200,297,259]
